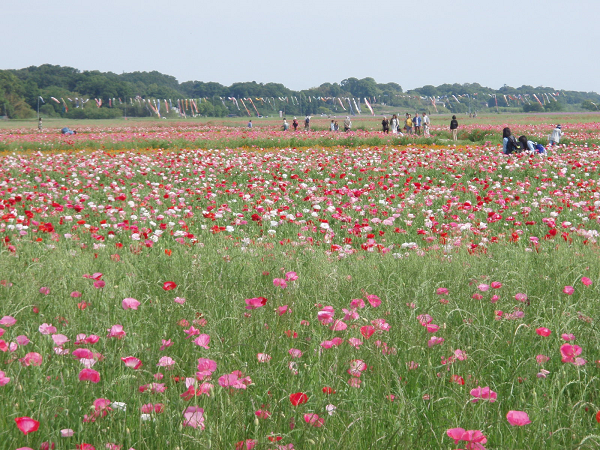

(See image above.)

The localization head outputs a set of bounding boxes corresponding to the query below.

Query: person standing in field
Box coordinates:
[334,120,339,131]
[330,120,335,131]
[382,116,389,133]
[344,116,352,132]
[304,116,310,131]
[283,118,289,131]
[450,115,458,141]
[38,117,43,132]
[292,117,299,131]
[413,113,422,135]
[405,113,413,134]
[422,112,430,137]
[390,114,399,134]
[549,124,562,146]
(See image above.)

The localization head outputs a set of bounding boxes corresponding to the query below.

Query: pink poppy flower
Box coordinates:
[581,277,593,286]
[160,281,176,291]
[193,334,210,349]
[342,308,359,321]
[0,316,16,326]
[491,281,502,289]
[157,356,175,368]
[436,287,449,295]
[93,280,105,289]
[330,320,347,331]
[196,358,217,378]
[304,413,324,427]
[318,306,335,324]
[470,386,497,403]
[39,287,50,295]
[138,383,167,393]
[477,284,490,292]
[107,325,126,339]
[366,294,381,307]
[15,416,40,434]
[0,370,10,385]
[39,323,57,335]
[20,352,43,366]
[536,327,552,337]
[514,293,528,302]
[174,297,186,304]
[160,339,173,351]
[121,356,143,369]
[350,298,365,309]
[245,297,267,309]
[277,305,290,315]
[417,314,433,326]
[273,278,287,288]
[182,406,205,430]
[428,336,444,347]
[73,348,94,359]
[348,359,367,377]
[257,353,272,362]
[79,368,101,383]
[71,291,82,298]
[506,410,531,426]
[347,337,363,349]
[563,285,574,295]
[218,371,252,389]
[60,428,74,437]
[288,348,303,358]
[426,324,440,333]
[560,344,582,363]
[285,271,298,281]
[536,354,550,364]
[122,298,140,310]
[52,334,69,346]
[446,427,466,444]
[16,335,30,345]
[454,349,468,361]
[561,333,576,341]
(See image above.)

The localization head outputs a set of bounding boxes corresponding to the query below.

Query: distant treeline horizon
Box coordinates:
[1,64,600,119]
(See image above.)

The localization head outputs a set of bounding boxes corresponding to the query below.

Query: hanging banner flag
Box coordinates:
[452,95,460,103]
[51,97,60,104]
[248,98,260,116]
[61,98,68,113]
[164,99,169,113]
[39,96,45,103]
[352,98,360,114]
[533,94,543,106]
[430,97,438,112]
[239,98,251,116]
[337,97,346,110]
[503,95,509,106]
[364,98,374,115]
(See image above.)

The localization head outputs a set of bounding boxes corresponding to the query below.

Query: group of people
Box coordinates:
[282,116,314,131]
[382,113,431,136]
[502,126,555,155]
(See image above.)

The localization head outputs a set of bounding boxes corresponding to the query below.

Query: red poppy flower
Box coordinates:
[289,392,308,406]
[15,416,40,434]
[163,281,177,291]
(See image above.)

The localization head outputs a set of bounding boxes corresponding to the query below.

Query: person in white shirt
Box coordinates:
[549,124,562,146]
[422,113,431,137]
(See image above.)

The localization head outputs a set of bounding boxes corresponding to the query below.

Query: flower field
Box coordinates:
[1,120,600,449]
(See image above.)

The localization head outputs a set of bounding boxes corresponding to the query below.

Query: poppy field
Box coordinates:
[1,120,600,449]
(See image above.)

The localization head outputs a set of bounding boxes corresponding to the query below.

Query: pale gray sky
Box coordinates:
[5,0,600,93]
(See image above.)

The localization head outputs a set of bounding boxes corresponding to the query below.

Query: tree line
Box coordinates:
[1,65,599,119]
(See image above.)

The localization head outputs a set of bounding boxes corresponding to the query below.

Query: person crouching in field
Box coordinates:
[549,124,562,147]
[502,127,520,154]
[518,135,546,156]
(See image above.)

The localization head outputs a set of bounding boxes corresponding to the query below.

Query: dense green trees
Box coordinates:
[1,65,599,119]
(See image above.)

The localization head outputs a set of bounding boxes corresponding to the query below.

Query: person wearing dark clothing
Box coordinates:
[382,117,389,133]
[450,115,458,141]
[502,127,519,154]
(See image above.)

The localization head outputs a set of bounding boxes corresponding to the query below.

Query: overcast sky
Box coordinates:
[4,0,600,93]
